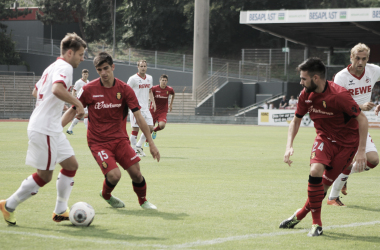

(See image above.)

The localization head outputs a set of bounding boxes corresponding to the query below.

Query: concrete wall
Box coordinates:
[0,65,28,72]
[241,83,258,107]
[214,82,242,108]
[19,53,193,87]
[2,20,44,38]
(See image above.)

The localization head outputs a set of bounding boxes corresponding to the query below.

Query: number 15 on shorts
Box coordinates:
[98,150,109,161]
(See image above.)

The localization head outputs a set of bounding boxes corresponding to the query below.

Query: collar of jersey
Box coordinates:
[100,78,116,87]
[347,64,365,80]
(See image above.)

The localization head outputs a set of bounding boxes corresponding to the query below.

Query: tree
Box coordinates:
[0,0,30,65]
[35,0,87,40]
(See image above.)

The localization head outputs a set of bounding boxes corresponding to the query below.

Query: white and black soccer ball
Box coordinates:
[69,202,95,227]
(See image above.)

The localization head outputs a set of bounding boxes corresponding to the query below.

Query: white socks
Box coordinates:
[55,172,74,214]
[136,133,147,148]
[131,134,137,148]
[68,118,79,131]
[6,175,41,211]
[329,173,349,200]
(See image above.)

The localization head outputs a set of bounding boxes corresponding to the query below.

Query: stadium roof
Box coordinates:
[240,8,380,48]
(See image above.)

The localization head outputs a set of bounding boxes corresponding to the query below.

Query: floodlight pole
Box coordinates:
[112,0,116,58]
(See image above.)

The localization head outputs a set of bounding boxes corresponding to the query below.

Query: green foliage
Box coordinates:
[0,0,30,65]
[84,0,114,44]
[35,0,87,39]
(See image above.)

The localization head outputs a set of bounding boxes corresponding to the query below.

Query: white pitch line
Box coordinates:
[1,220,379,249]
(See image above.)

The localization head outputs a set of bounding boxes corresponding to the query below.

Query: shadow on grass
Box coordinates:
[346,205,380,212]
[18,224,165,242]
[115,209,189,220]
[323,232,380,243]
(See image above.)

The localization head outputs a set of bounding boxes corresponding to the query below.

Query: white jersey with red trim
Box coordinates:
[127,73,153,111]
[73,78,89,97]
[28,58,73,136]
[334,63,380,105]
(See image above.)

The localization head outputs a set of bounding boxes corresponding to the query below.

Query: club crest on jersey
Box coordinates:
[102,162,108,169]
[366,76,371,83]
[311,152,316,159]
[116,92,122,100]
[322,100,327,108]
[167,91,169,94]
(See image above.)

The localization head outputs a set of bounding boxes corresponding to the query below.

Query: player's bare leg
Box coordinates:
[53,156,78,222]
[127,163,156,209]
[99,168,125,208]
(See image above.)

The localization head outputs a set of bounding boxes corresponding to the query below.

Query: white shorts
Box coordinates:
[129,110,153,128]
[366,132,377,153]
[25,131,75,171]
[84,107,88,114]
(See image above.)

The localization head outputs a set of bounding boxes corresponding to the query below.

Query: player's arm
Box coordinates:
[61,107,77,127]
[284,115,302,166]
[32,87,37,98]
[354,112,368,172]
[52,83,84,119]
[359,102,376,111]
[133,109,160,162]
[169,93,175,112]
[72,89,77,97]
[149,88,156,112]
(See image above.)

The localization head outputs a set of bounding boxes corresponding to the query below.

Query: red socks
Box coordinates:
[153,126,162,132]
[102,178,116,200]
[133,177,147,205]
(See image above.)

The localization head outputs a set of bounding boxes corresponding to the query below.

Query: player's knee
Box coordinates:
[368,158,379,168]
[159,123,166,130]
[106,171,121,184]
[131,172,143,183]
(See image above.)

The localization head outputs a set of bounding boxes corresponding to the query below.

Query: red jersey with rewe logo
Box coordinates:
[150,85,175,114]
[78,77,140,145]
[296,81,361,147]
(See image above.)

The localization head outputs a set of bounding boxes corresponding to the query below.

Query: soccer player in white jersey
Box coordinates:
[127,60,156,157]
[327,43,380,206]
[67,69,90,134]
[0,33,86,225]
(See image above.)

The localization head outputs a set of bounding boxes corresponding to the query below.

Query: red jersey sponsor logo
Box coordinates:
[139,84,150,89]
[155,95,168,99]
[308,105,334,116]
[59,74,66,79]
[305,100,312,103]
[94,101,122,109]
[348,85,372,95]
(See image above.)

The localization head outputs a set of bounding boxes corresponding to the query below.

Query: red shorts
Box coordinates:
[310,137,357,186]
[150,110,167,124]
[89,138,140,175]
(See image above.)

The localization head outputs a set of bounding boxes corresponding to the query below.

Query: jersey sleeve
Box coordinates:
[127,76,136,88]
[372,64,380,82]
[149,76,153,89]
[77,85,90,107]
[336,90,361,117]
[52,65,72,90]
[124,85,141,112]
[333,72,348,89]
[73,80,81,91]
[295,91,308,118]
[169,87,175,95]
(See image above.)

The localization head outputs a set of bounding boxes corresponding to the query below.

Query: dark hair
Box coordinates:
[160,74,168,80]
[137,59,147,66]
[93,52,113,67]
[82,69,89,73]
[297,57,326,79]
[61,33,87,55]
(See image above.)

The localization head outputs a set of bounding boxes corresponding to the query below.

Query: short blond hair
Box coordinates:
[60,33,87,55]
[137,60,147,67]
[351,43,370,57]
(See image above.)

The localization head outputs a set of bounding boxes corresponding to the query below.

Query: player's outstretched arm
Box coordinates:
[52,83,85,119]
[360,102,376,111]
[134,110,160,162]
[61,107,77,127]
[375,104,380,115]
[284,116,302,166]
[149,89,156,112]
[354,112,368,172]
[32,87,37,98]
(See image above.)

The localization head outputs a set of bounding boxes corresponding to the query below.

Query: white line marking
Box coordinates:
[1,220,379,249]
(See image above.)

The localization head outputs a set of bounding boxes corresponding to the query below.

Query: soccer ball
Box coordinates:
[69,202,95,226]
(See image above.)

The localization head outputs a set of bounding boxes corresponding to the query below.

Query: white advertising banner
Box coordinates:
[258,109,380,128]
[258,109,314,127]
[240,8,380,24]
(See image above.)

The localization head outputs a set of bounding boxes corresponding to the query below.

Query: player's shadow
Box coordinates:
[115,209,189,220]
[19,224,165,242]
[323,232,380,243]
[346,205,380,212]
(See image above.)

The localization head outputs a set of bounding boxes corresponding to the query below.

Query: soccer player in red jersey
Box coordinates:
[150,74,175,139]
[279,58,368,237]
[64,52,160,209]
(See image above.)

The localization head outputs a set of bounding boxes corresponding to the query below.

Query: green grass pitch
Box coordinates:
[0,121,379,249]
